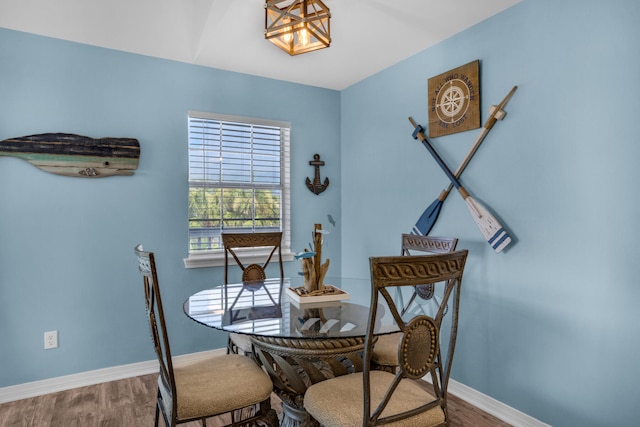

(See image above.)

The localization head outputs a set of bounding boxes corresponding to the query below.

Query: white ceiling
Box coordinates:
[0,0,521,90]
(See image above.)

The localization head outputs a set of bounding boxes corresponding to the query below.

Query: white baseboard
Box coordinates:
[447,378,551,427]
[1,349,549,427]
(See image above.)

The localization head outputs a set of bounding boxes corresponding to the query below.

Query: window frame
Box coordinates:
[183,111,293,268]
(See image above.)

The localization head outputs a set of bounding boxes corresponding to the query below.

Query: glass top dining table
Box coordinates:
[183,277,401,340]
[183,276,452,426]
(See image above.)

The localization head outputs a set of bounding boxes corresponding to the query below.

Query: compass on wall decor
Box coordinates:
[428,60,480,138]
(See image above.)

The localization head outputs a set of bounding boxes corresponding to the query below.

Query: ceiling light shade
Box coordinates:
[265,0,331,55]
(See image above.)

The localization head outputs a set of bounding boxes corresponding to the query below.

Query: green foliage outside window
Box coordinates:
[188,187,281,252]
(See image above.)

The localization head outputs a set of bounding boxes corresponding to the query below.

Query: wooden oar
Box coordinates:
[409,117,511,253]
[412,86,518,236]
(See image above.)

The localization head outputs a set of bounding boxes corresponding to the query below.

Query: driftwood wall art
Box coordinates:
[0,133,140,177]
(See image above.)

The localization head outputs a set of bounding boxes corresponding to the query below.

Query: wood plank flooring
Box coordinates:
[0,374,510,426]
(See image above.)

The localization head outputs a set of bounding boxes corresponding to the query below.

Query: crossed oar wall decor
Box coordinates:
[409,86,517,253]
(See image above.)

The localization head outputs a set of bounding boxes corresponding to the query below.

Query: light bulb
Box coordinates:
[299,28,309,46]
[282,18,292,43]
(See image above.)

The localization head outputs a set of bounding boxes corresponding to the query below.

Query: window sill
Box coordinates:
[183,248,296,269]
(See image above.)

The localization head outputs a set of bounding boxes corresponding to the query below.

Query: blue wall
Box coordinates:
[0,28,341,385]
[2,0,640,426]
[340,1,640,426]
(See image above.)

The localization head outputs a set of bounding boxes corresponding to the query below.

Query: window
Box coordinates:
[184,111,291,268]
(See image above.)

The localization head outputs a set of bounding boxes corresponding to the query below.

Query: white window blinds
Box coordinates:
[188,111,290,255]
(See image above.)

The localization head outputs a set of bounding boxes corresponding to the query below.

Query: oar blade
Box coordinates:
[463,197,511,253]
[412,199,443,236]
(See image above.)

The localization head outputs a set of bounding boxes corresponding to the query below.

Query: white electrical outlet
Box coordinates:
[44,331,58,349]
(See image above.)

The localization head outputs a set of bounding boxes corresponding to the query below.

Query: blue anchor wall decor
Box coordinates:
[305,153,329,195]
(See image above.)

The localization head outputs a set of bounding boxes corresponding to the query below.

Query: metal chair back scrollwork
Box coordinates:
[133,244,278,427]
[371,234,458,372]
[399,234,458,313]
[222,232,284,284]
[304,250,468,427]
[221,232,284,355]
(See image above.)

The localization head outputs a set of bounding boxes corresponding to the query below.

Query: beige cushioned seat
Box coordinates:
[228,332,253,354]
[159,354,274,422]
[371,332,402,367]
[305,370,445,427]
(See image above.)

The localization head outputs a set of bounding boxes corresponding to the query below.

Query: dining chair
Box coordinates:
[372,234,458,372]
[221,231,284,356]
[133,244,278,427]
[304,250,468,427]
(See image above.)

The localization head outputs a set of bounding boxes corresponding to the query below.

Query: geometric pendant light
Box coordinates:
[265,0,331,55]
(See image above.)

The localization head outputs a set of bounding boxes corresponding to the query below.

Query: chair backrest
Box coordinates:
[134,244,177,414]
[222,232,284,284]
[400,234,458,307]
[364,250,468,425]
[401,234,458,256]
